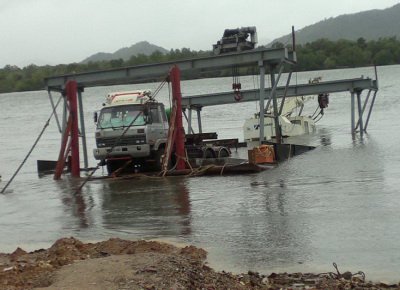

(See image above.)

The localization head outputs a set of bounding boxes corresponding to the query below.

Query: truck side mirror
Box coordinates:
[94,111,98,123]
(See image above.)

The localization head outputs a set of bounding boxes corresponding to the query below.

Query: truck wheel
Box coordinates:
[106,160,120,175]
[155,148,172,172]
[106,159,134,175]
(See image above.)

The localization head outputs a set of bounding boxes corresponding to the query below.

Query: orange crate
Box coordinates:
[248,145,275,164]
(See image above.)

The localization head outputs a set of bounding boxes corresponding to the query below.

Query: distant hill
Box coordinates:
[270,4,400,46]
[81,41,168,63]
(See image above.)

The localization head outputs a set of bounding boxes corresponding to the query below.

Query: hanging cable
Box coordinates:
[232,66,242,101]
[310,105,320,118]
[152,75,169,99]
[1,95,63,194]
[314,113,324,123]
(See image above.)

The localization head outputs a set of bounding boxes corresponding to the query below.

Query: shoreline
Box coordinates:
[1,237,399,290]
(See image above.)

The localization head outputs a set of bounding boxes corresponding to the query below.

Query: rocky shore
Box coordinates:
[0,237,399,289]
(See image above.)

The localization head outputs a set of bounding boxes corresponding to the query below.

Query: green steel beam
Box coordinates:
[181,78,378,108]
[45,48,296,91]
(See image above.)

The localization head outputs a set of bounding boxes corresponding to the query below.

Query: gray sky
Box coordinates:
[1,0,399,68]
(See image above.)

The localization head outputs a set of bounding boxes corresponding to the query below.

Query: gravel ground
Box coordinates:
[0,237,399,289]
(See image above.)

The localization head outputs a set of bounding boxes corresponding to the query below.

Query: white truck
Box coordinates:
[93,90,170,174]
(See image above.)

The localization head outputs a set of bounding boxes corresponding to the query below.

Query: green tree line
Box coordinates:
[1,37,400,94]
[288,36,400,70]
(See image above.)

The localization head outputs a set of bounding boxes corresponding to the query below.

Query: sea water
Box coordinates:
[1,65,400,282]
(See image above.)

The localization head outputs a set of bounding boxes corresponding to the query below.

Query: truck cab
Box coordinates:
[93,90,169,174]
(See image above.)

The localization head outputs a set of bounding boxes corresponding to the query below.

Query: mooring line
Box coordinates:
[73,165,100,195]
[1,96,62,194]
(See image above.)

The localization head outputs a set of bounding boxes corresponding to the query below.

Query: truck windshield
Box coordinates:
[97,105,146,129]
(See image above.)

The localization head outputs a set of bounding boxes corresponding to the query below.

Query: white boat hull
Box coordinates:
[243,115,316,142]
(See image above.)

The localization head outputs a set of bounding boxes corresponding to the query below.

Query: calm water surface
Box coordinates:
[1,65,400,281]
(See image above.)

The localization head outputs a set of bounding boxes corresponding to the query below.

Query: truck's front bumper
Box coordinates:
[93,144,151,160]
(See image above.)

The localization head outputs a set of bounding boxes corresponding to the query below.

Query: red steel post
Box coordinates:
[53,116,72,180]
[66,80,80,177]
[169,66,186,170]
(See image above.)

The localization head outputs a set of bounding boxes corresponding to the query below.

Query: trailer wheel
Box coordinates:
[203,148,216,159]
[218,147,230,158]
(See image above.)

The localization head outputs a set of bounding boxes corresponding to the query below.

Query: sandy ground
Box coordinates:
[0,237,399,290]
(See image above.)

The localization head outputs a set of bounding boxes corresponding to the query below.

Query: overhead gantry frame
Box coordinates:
[44,47,378,171]
[181,77,378,138]
[45,47,297,170]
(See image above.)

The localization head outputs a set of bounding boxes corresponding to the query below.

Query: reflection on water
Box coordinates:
[99,177,191,237]
[53,176,193,240]
[55,178,97,230]
[2,66,400,281]
[319,128,332,146]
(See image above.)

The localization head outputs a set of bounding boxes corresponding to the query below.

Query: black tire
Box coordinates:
[106,159,135,175]
[106,160,121,175]
[154,148,165,172]
[218,147,230,158]
[203,148,215,159]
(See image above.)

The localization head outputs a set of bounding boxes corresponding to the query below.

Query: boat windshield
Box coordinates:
[97,105,146,129]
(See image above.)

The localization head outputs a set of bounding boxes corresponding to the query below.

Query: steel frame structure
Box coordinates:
[45,47,378,172]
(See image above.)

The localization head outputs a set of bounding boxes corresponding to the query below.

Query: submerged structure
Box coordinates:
[43,33,378,178]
